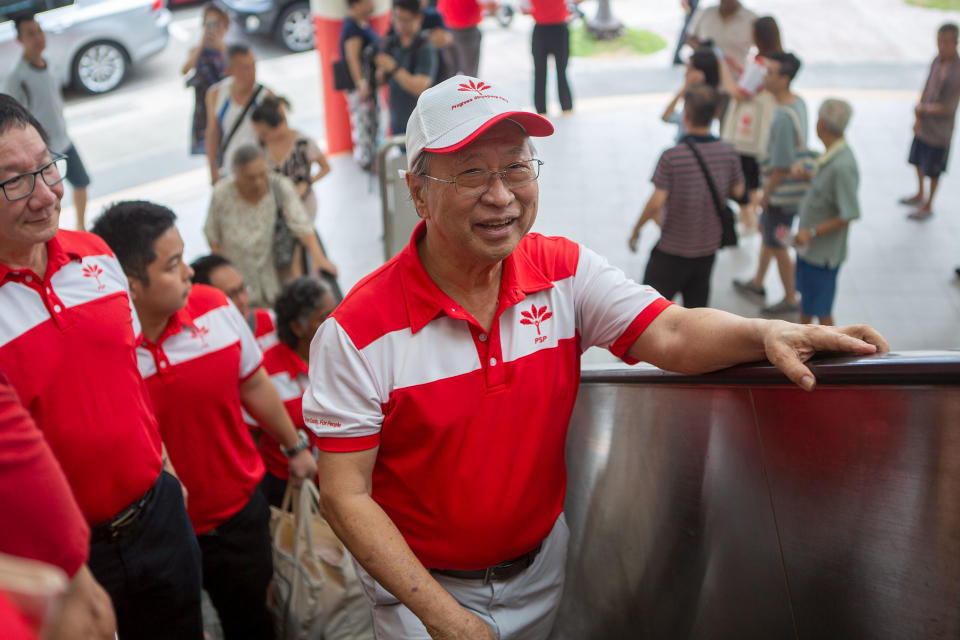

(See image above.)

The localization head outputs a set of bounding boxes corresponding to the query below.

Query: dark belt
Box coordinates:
[432,542,543,584]
[90,483,157,543]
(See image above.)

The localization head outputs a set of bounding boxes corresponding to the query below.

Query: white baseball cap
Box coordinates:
[405,75,554,170]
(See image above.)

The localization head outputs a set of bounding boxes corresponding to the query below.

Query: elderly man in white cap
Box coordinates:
[303,75,887,639]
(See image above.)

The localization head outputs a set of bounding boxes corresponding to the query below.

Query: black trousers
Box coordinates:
[198,486,275,640]
[643,247,716,309]
[88,471,203,640]
[532,23,573,114]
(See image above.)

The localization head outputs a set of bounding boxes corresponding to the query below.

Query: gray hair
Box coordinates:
[818,99,853,136]
[231,143,264,171]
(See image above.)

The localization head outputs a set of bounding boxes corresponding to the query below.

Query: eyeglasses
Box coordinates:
[0,154,67,202]
[421,159,543,197]
[203,19,222,29]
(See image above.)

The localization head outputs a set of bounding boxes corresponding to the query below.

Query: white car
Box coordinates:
[0,0,171,94]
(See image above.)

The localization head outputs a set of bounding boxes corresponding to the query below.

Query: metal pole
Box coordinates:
[586,0,624,40]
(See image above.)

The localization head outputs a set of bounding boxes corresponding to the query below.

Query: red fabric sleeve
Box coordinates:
[0,590,38,640]
[0,372,90,577]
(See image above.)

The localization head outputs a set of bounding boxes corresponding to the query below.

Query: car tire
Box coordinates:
[276,2,314,52]
[72,40,128,94]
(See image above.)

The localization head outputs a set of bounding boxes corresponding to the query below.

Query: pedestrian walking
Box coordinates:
[792,99,860,326]
[4,15,92,229]
[182,3,229,156]
[633,84,744,308]
[900,23,960,221]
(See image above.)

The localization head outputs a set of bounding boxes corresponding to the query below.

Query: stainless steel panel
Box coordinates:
[553,384,795,640]
[756,386,960,640]
[551,353,960,639]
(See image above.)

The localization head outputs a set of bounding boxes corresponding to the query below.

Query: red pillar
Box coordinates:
[311,0,392,155]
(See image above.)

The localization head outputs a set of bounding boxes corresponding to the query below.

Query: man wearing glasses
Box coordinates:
[302,76,888,639]
[0,95,204,639]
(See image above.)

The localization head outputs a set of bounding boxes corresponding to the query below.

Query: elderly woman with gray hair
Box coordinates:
[204,144,337,306]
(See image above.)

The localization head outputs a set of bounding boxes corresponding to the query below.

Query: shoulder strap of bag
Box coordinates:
[781,104,806,150]
[682,137,726,220]
[406,33,426,75]
[219,83,264,166]
[270,174,285,221]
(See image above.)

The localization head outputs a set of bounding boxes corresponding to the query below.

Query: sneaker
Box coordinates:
[898,194,923,206]
[907,209,932,221]
[733,279,766,298]
[761,298,800,315]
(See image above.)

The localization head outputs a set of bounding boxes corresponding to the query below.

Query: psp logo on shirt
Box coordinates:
[81,262,106,291]
[520,303,552,345]
[191,324,210,349]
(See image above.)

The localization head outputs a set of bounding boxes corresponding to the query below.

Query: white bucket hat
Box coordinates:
[405,75,554,170]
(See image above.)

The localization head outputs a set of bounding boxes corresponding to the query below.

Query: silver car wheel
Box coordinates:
[76,42,127,93]
[279,5,314,52]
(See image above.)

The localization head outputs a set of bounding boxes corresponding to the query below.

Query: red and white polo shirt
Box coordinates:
[253,307,279,352]
[255,342,319,480]
[303,223,670,570]
[137,284,265,534]
[0,370,89,577]
[0,230,162,525]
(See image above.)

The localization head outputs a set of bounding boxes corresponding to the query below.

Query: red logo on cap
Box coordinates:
[458,80,491,97]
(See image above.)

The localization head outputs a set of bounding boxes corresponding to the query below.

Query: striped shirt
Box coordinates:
[653,136,744,258]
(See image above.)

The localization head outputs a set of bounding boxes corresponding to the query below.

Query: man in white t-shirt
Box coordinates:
[686,0,756,79]
[4,14,91,229]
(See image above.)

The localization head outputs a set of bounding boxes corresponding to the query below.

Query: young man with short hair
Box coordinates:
[901,23,960,220]
[4,14,91,229]
[734,51,808,316]
[630,84,744,308]
[92,201,318,640]
[376,0,439,135]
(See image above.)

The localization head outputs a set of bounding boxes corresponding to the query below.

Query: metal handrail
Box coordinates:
[581,350,960,386]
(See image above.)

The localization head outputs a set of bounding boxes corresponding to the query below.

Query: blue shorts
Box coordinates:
[761,205,796,248]
[796,257,839,318]
[908,136,949,179]
[63,144,91,189]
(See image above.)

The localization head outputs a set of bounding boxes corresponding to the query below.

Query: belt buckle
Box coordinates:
[483,560,514,584]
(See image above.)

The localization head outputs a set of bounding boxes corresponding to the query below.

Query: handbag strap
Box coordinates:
[781,103,806,150]
[681,137,726,221]
[218,83,264,167]
[271,176,285,222]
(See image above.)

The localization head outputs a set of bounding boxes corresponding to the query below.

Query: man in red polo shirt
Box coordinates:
[91,200,319,639]
[0,95,203,639]
[190,253,279,351]
[302,75,889,639]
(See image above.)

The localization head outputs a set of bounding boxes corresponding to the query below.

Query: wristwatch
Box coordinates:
[809,226,818,238]
[283,430,310,458]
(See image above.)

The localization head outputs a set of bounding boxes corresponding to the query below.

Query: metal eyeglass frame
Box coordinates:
[420,159,544,196]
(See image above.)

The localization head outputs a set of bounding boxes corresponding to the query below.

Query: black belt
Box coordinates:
[432,543,543,584]
[90,483,157,543]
